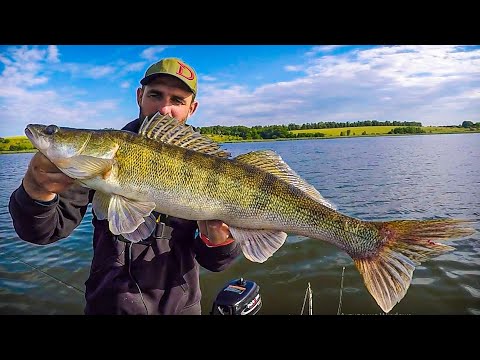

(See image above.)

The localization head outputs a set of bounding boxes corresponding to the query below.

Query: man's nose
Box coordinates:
[157,104,172,116]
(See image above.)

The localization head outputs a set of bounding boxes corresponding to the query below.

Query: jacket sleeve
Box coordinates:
[193,233,242,272]
[8,181,91,245]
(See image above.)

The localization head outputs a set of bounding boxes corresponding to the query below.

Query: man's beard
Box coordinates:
[139,109,189,125]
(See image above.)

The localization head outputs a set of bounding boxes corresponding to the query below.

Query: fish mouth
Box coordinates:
[25,127,34,142]
[25,124,50,151]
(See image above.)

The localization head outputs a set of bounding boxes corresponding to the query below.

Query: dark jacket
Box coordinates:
[8,118,242,315]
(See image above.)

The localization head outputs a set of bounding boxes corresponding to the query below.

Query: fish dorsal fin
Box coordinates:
[138,112,230,158]
[234,150,336,210]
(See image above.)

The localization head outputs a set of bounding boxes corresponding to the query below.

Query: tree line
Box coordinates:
[198,120,424,140]
[1,120,478,151]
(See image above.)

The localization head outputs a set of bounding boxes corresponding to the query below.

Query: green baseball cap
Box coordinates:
[140,57,197,95]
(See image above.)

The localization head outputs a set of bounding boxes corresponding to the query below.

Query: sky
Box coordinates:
[0,45,479,137]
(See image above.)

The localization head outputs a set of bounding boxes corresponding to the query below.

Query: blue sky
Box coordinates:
[0,45,479,137]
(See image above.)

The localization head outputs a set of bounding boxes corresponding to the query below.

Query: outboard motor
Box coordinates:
[211,278,262,315]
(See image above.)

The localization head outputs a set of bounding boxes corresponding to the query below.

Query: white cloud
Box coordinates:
[284,65,301,72]
[201,75,217,81]
[59,60,145,81]
[305,45,345,56]
[140,46,168,61]
[0,45,125,136]
[1,45,479,136]
[191,45,480,128]
[0,46,50,88]
[10,46,45,63]
[85,65,116,79]
[47,45,60,63]
[123,61,147,72]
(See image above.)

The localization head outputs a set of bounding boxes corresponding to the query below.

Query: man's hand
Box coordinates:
[197,220,234,245]
[22,152,76,202]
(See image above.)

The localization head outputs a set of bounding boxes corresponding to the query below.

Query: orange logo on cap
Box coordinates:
[176,61,195,81]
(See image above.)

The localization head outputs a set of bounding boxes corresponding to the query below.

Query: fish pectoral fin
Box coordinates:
[58,155,114,180]
[92,191,110,220]
[93,192,157,242]
[120,213,157,243]
[229,226,287,263]
[108,194,156,235]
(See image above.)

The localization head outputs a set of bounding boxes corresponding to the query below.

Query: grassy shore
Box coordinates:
[0,135,36,154]
[1,126,479,154]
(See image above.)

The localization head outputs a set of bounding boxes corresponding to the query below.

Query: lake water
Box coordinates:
[0,134,479,315]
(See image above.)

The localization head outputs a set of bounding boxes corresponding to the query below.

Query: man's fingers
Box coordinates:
[45,173,76,185]
[24,152,76,200]
[32,152,64,174]
[206,220,224,230]
[197,220,224,235]
[197,220,233,242]
[197,220,208,235]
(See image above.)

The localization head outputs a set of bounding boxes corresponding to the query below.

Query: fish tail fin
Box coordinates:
[353,219,475,313]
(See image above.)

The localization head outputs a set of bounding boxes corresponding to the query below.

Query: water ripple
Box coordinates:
[2,134,480,314]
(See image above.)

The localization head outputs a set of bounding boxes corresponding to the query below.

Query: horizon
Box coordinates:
[1,45,479,137]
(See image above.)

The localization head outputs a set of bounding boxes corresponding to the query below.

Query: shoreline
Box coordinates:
[215,130,480,143]
[1,131,479,154]
[0,150,37,155]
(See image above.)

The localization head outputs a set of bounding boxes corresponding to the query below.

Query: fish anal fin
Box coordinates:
[138,112,230,158]
[354,254,415,314]
[229,226,287,263]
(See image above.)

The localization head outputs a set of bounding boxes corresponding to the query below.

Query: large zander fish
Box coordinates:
[25,112,475,313]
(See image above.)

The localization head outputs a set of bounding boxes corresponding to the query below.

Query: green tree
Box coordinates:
[462,121,474,128]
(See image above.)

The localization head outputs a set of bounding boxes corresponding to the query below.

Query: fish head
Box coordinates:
[25,124,94,161]
[25,124,119,180]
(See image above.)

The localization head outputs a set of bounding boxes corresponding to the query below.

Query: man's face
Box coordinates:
[137,75,198,124]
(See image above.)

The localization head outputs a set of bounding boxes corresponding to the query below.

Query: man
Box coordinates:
[9,57,242,315]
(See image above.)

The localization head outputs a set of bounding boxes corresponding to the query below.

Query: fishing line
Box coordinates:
[2,245,149,314]
[300,282,312,315]
[125,242,149,315]
[0,250,85,295]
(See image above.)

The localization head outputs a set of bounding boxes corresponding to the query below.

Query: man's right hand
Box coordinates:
[22,152,75,202]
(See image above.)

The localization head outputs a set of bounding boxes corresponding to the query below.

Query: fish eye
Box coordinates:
[44,125,59,135]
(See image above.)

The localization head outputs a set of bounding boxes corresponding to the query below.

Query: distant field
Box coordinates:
[291,126,400,137]
[205,134,243,142]
[291,126,479,137]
